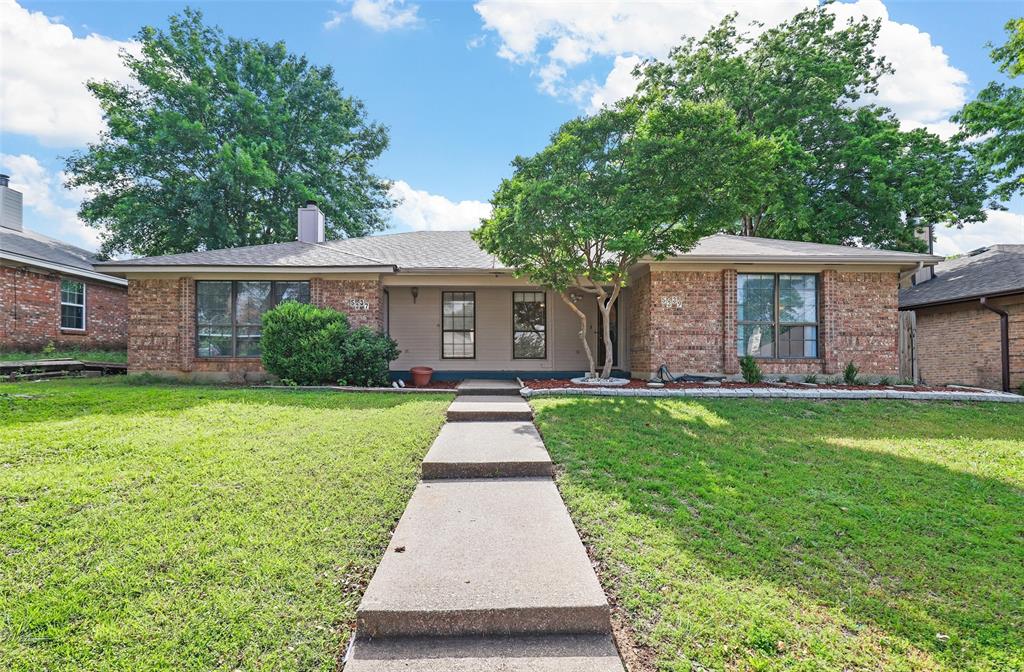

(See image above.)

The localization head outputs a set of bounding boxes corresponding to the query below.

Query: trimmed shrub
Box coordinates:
[739,355,763,384]
[260,302,399,386]
[338,327,400,387]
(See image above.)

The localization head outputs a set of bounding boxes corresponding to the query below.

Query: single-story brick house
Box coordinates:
[900,244,1023,392]
[96,203,939,382]
[0,175,128,352]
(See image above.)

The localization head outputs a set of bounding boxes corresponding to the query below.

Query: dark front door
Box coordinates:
[597,302,618,368]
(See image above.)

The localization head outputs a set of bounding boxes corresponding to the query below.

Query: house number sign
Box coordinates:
[660,297,684,309]
[347,298,370,311]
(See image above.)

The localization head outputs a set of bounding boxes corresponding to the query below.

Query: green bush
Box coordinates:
[338,327,400,387]
[739,355,763,384]
[803,373,819,384]
[843,361,860,385]
[261,302,397,386]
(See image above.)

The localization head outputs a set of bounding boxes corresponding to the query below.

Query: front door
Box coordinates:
[597,302,618,368]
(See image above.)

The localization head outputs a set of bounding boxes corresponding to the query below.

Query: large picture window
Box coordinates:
[196,280,309,357]
[737,274,818,359]
[512,291,546,359]
[442,291,475,359]
[60,279,85,330]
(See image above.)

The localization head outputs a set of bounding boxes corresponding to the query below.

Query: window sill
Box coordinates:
[60,328,86,333]
[744,357,822,363]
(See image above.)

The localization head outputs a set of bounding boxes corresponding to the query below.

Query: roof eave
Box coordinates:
[654,253,942,266]
[95,263,398,274]
[900,286,1024,310]
[1,251,128,286]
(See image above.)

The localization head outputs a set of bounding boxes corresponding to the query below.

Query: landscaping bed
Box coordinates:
[0,378,452,671]
[533,396,1024,671]
[523,377,971,393]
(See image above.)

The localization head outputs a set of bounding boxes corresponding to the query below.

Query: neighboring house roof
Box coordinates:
[899,244,1024,309]
[97,230,935,274]
[0,225,127,286]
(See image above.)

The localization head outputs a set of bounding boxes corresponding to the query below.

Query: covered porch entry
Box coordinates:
[382,275,630,379]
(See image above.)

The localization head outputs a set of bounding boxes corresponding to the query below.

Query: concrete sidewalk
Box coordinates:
[345,380,624,670]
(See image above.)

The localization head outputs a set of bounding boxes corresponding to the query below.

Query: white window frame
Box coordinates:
[60,278,86,331]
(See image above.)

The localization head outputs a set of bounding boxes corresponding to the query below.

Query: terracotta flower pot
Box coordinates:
[410,366,433,387]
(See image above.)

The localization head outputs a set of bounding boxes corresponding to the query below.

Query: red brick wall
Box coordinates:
[127,276,383,380]
[913,294,1023,390]
[629,267,900,379]
[0,265,127,351]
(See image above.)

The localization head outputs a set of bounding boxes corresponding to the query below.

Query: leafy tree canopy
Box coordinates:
[474,99,776,377]
[638,6,989,251]
[954,18,1024,202]
[65,9,393,258]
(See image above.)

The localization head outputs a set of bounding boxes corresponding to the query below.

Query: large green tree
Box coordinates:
[638,6,988,251]
[65,9,393,258]
[474,100,776,378]
[954,18,1024,202]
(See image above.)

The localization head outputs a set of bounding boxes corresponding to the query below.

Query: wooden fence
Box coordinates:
[898,310,918,383]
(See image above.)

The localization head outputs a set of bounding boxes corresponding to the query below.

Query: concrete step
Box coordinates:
[344,634,624,671]
[422,422,553,479]
[456,379,523,396]
[356,478,610,638]
[447,395,534,422]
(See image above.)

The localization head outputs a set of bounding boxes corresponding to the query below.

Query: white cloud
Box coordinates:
[474,0,970,135]
[389,181,491,231]
[933,210,1024,257]
[0,0,137,147]
[326,0,421,32]
[0,153,100,249]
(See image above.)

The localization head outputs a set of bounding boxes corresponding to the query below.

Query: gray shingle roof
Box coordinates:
[899,245,1024,308]
[97,230,934,272]
[674,234,937,262]
[1,225,99,272]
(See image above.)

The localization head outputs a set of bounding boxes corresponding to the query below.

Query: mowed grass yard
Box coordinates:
[532,397,1024,672]
[0,378,451,671]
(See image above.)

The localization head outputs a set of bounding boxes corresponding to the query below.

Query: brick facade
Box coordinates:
[629,267,900,379]
[0,265,127,351]
[912,294,1023,390]
[127,276,383,381]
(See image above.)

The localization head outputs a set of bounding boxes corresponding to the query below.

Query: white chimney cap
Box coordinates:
[297,202,325,244]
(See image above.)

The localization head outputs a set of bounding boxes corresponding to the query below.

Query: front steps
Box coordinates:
[345,380,623,671]
[422,422,553,479]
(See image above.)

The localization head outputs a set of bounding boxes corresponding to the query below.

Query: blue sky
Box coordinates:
[1,0,1022,256]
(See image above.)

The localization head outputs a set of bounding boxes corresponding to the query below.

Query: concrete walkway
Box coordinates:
[345,380,624,671]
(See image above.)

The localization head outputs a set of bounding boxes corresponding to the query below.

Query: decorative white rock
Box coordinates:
[570,376,630,386]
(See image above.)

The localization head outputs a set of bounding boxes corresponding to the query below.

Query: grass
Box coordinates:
[0,378,451,671]
[532,397,1024,672]
[0,348,127,363]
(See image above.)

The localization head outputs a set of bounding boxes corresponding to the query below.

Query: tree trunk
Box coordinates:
[559,291,596,377]
[596,285,621,379]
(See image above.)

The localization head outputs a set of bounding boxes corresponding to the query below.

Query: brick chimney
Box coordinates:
[297,200,325,244]
[0,174,24,232]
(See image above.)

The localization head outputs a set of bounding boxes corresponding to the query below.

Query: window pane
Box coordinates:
[513,292,545,331]
[235,281,272,326]
[514,331,545,359]
[197,281,232,324]
[442,291,476,358]
[235,325,262,357]
[274,281,309,304]
[779,274,817,323]
[737,274,775,322]
[197,326,232,357]
[61,304,84,330]
[737,323,775,357]
[60,279,84,306]
[779,325,818,358]
[443,331,475,358]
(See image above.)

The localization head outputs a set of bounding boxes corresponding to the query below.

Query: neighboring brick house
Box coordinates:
[900,245,1024,392]
[0,175,128,352]
[97,203,936,382]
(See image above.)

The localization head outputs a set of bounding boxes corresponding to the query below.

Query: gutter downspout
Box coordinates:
[980,297,1010,392]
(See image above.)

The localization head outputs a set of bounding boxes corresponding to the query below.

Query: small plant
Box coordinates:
[878,376,893,386]
[897,377,915,386]
[824,375,840,386]
[778,375,788,383]
[40,341,57,358]
[843,362,860,386]
[1018,381,1024,396]
[740,355,763,384]
[803,373,819,384]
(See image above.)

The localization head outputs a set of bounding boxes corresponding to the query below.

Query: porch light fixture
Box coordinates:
[411,286,419,304]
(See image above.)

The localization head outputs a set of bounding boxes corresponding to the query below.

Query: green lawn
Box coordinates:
[0,348,127,363]
[532,397,1024,672]
[0,378,451,671]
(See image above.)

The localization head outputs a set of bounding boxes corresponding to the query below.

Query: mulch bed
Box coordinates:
[402,380,459,390]
[521,378,967,393]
